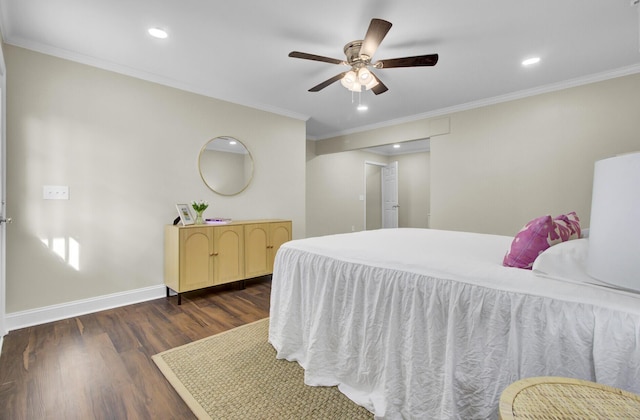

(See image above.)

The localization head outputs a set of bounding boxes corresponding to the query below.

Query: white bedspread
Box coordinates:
[268,228,640,419]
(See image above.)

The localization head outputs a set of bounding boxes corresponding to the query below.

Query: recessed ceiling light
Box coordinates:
[393,144,401,149]
[522,57,541,66]
[357,104,368,111]
[148,27,168,39]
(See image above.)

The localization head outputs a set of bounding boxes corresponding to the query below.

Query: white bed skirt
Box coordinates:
[268,229,640,419]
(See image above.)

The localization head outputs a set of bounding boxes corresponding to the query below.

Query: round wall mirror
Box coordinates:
[198,136,254,196]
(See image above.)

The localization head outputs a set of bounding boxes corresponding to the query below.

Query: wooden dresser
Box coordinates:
[164,219,291,304]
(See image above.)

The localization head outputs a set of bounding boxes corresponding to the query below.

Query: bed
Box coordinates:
[268,228,640,419]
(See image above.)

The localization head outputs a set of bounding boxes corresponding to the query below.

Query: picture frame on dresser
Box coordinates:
[175,203,194,226]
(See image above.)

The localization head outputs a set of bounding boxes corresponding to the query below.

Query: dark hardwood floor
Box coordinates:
[0,277,272,420]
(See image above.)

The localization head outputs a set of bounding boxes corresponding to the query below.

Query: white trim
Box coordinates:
[311,63,640,140]
[3,37,310,124]
[5,285,167,331]
[5,35,640,142]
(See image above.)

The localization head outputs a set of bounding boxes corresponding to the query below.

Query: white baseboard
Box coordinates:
[5,285,167,331]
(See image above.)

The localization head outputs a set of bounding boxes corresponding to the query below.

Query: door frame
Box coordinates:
[0,40,7,342]
[363,160,387,230]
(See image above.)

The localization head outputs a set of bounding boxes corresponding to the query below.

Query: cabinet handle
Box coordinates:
[210,252,219,256]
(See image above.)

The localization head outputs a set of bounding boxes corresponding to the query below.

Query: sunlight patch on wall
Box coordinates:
[40,236,81,271]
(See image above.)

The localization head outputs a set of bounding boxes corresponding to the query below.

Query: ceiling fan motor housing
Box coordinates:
[343,40,370,68]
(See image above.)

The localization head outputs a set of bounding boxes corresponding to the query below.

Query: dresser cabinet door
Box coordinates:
[244,221,292,277]
[244,224,270,278]
[212,225,245,285]
[179,227,214,292]
[268,222,292,272]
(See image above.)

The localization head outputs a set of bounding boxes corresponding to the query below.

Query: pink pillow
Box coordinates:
[503,212,581,269]
[503,215,555,269]
[553,212,581,242]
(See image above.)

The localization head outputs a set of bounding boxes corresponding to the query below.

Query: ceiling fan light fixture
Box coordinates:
[357,68,372,83]
[341,70,357,89]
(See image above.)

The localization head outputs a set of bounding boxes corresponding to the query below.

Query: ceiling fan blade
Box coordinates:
[309,72,348,92]
[360,18,392,59]
[371,73,388,95]
[288,51,344,65]
[376,54,439,68]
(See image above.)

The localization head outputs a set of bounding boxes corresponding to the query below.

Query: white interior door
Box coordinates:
[0,49,6,339]
[382,161,399,228]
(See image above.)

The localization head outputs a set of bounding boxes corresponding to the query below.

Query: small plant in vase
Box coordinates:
[191,200,209,224]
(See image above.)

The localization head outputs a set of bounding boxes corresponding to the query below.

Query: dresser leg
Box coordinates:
[166,287,182,305]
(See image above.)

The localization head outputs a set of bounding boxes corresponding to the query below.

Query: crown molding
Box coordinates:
[312,63,640,141]
[4,37,310,123]
[4,35,639,142]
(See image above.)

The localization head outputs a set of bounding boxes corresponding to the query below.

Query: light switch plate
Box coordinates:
[43,185,69,200]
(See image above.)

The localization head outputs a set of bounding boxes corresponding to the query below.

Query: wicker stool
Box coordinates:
[499,376,640,419]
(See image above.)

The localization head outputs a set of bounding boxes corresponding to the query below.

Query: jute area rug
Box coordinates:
[152,318,373,419]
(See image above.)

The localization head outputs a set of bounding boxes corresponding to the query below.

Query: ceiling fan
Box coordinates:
[288,18,438,95]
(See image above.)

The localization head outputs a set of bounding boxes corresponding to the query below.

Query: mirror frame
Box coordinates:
[198,136,254,196]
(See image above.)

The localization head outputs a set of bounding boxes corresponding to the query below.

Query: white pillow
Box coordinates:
[532,238,590,282]
[533,238,640,295]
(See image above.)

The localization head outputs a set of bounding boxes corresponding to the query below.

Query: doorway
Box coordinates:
[364,161,398,230]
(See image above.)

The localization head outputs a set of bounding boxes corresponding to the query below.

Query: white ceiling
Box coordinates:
[1,1,639,140]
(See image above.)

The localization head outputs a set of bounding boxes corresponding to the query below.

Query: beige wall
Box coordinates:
[431,74,640,236]
[6,42,639,313]
[309,73,640,238]
[5,45,306,313]
[306,147,431,237]
[396,152,430,228]
[365,163,383,230]
[306,148,385,237]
